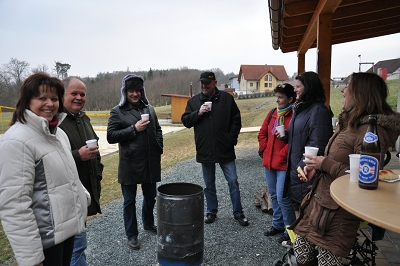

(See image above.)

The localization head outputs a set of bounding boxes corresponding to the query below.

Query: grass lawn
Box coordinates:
[0,79,399,264]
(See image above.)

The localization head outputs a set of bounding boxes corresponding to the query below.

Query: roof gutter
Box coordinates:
[268,0,284,50]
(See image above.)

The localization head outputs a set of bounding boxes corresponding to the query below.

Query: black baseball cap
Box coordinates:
[199,71,216,82]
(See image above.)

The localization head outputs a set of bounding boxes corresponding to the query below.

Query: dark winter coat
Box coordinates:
[285,102,333,205]
[181,88,241,163]
[59,110,103,216]
[258,108,292,170]
[107,74,163,185]
[291,113,400,257]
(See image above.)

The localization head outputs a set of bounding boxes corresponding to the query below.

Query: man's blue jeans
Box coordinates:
[121,183,156,240]
[264,168,296,231]
[201,161,244,217]
[70,230,87,266]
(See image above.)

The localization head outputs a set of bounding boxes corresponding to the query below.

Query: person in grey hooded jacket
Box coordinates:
[0,73,89,266]
[107,74,163,250]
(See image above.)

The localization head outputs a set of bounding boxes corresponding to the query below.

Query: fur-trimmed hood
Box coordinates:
[360,113,400,148]
[118,74,149,107]
[360,113,400,133]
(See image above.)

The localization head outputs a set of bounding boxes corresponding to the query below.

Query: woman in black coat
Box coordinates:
[283,72,333,207]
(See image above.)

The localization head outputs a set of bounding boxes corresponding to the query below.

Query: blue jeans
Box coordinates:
[201,161,244,217]
[70,231,87,266]
[121,183,157,240]
[264,168,296,231]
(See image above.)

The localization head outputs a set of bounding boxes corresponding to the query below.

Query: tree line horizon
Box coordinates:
[0,58,238,110]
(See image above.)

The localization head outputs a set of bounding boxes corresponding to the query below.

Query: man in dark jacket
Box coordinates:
[107,74,163,250]
[181,71,248,226]
[60,76,104,266]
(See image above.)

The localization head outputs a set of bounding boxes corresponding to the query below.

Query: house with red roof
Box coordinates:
[238,65,289,94]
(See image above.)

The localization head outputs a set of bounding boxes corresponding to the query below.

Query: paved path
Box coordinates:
[95,126,260,156]
[94,126,185,156]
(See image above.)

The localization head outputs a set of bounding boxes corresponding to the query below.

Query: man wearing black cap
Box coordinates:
[181,71,249,226]
[107,74,163,250]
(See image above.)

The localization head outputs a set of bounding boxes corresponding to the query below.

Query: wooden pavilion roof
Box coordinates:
[269,0,400,54]
[268,0,400,105]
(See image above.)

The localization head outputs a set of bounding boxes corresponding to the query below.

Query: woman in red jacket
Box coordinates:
[258,83,296,243]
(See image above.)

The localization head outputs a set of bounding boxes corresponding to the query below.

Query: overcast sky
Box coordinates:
[1,0,399,79]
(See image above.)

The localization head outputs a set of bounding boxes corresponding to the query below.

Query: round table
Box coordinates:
[330,172,400,234]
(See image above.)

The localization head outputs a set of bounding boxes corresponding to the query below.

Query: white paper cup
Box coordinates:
[304,146,319,156]
[332,117,337,127]
[141,114,149,121]
[205,101,212,111]
[86,139,97,148]
[276,125,285,137]
[349,154,361,182]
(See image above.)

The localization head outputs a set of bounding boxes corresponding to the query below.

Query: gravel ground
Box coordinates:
[84,146,287,266]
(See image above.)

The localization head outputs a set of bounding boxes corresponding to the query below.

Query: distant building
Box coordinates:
[228,76,239,91]
[366,58,400,80]
[331,77,346,88]
[161,94,190,123]
[238,65,289,94]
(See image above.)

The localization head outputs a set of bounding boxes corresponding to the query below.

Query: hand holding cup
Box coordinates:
[80,139,98,161]
[86,139,97,148]
[205,101,212,111]
[141,114,149,121]
[275,125,285,137]
[303,146,323,171]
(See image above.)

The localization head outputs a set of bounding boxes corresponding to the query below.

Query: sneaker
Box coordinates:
[281,240,293,249]
[277,233,291,243]
[234,214,249,226]
[264,226,285,236]
[127,237,140,250]
[204,213,217,224]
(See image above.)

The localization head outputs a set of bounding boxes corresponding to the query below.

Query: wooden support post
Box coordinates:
[297,53,305,75]
[316,13,333,108]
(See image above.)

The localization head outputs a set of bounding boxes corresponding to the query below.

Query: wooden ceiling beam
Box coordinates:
[339,0,373,6]
[283,14,400,41]
[280,25,400,53]
[282,25,308,37]
[276,0,400,54]
[332,27,400,44]
[333,18,400,35]
[333,8,400,28]
[297,0,342,55]
[284,0,318,16]
[334,0,400,19]
[283,13,313,28]
[283,1,399,30]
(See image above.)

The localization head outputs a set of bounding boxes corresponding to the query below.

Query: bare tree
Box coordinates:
[0,58,30,106]
[1,58,30,90]
[32,64,49,74]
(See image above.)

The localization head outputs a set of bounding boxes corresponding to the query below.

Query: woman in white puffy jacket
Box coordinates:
[0,73,90,266]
